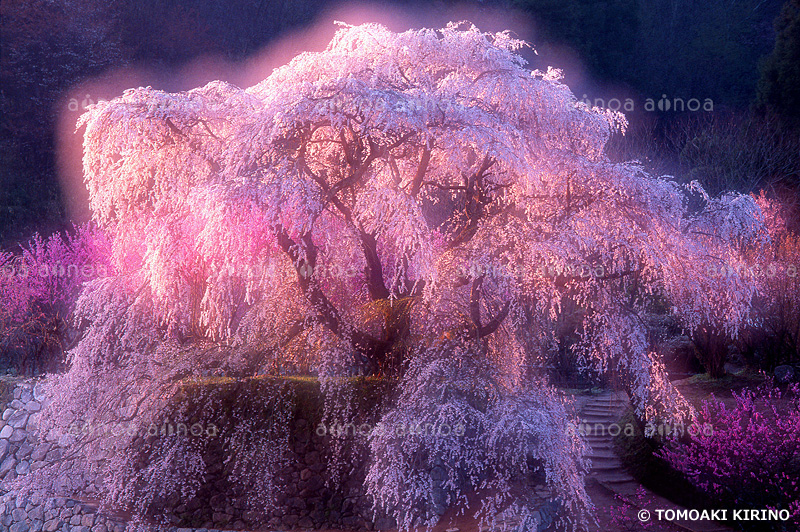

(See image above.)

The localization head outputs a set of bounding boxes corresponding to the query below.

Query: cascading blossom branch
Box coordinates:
[36,21,767,529]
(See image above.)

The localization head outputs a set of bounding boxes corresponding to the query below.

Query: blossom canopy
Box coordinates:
[59,21,767,530]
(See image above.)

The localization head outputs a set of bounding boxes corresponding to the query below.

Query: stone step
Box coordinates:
[578,427,628,438]
[587,456,619,464]
[590,464,625,473]
[583,436,615,445]
[578,392,731,532]
[586,444,615,452]
[589,458,623,470]
[580,404,624,412]
[586,445,615,453]
[579,413,626,422]
[581,410,627,419]
[586,449,618,460]
[591,471,635,484]
[583,400,627,406]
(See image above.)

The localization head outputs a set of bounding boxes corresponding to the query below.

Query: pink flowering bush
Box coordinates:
[743,192,800,369]
[0,224,111,374]
[658,384,800,531]
[602,486,655,532]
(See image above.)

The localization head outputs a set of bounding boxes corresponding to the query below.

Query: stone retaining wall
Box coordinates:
[0,379,129,532]
[0,377,388,531]
[0,376,555,532]
[151,417,385,531]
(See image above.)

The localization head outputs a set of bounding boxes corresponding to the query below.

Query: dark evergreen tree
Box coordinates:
[757,0,800,127]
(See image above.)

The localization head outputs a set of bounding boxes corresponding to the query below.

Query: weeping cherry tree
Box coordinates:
[26,22,766,530]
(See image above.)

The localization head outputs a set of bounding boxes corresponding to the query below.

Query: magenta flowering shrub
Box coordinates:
[603,486,655,532]
[658,384,800,531]
[0,224,111,374]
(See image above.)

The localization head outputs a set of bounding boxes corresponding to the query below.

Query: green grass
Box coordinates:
[554,383,608,396]
[674,368,767,406]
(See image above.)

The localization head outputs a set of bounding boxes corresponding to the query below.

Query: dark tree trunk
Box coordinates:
[694,327,728,379]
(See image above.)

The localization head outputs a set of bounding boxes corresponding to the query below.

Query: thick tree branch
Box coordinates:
[359,228,391,300]
[328,134,412,198]
[298,136,391,302]
[447,155,498,249]
[468,275,510,338]
[477,301,510,338]
[409,144,432,197]
[275,227,342,335]
[298,141,389,301]
[164,117,187,137]
[469,276,484,329]
[275,226,390,371]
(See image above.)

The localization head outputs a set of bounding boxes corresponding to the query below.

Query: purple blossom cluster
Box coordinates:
[658,383,800,531]
[0,224,110,370]
[603,486,656,532]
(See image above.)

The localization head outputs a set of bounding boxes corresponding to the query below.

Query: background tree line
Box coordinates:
[2,0,798,246]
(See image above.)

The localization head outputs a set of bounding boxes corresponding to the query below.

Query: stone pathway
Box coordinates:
[579,391,638,489]
[577,391,732,532]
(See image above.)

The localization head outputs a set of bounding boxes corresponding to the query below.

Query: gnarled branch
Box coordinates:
[468,275,510,338]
